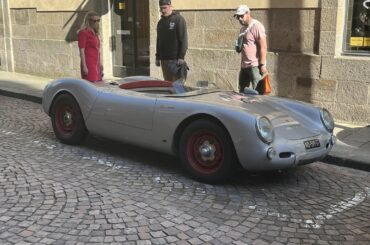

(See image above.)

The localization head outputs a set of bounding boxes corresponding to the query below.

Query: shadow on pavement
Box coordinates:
[322,123,370,172]
[335,124,370,146]
[76,135,303,187]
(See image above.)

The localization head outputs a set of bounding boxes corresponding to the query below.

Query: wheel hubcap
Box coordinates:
[199,141,216,161]
[56,104,74,134]
[187,130,224,174]
[63,111,73,127]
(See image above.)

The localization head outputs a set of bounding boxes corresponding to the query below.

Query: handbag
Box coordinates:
[235,35,243,53]
[234,20,256,53]
[256,74,272,95]
[262,74,272,94]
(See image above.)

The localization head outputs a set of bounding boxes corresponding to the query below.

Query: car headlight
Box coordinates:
[320,108,335,133]
[256,117,274,144]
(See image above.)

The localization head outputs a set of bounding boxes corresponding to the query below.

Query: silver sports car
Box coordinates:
[42,76,336,183]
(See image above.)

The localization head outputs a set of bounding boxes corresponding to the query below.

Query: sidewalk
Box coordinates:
[0,71,51,103]
[0,70,369,172]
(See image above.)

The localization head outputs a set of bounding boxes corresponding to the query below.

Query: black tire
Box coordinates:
[179,119,238,183]
[51,93,87,145]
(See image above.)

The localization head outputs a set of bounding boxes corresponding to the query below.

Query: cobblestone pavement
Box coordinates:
[1,95,370,245]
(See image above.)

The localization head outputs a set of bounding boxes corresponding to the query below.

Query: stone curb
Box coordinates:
[0,89,42,104]
[323,155,370,172]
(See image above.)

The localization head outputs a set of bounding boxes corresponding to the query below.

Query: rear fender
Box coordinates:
[43,78,100,121]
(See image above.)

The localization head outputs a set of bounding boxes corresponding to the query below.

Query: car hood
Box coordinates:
[185,91,323,140]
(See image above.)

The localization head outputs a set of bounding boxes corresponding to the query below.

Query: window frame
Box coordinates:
[342,0,370,56]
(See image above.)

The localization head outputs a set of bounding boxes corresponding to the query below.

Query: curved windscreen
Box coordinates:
[108,76,228,96]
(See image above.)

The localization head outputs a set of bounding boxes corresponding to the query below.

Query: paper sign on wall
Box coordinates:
[118,2,126,10]
[117,30,131,35]
[350,37,364,46]
[364,37,370,46]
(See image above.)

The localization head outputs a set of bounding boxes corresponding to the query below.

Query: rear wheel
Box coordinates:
[179,119,237,183]
[51,94,87,144]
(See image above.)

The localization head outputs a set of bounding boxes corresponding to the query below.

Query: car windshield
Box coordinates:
[109,76,231,96]
[172,81,198,93]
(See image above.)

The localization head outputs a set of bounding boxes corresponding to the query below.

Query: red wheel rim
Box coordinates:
[186,129,224,174]
[55,103,75,136]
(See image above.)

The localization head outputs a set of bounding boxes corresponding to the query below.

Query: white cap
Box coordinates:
[234,5,250,16]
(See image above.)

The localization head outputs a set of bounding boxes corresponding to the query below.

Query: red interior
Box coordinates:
[119,80,173,90]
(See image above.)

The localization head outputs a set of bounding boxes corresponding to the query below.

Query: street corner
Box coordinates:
[326,122,370,172]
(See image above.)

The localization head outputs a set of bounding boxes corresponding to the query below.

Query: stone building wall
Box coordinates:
[0,0,105,78]
[0,0,13,72]
[0,2,5,70]
[10,9,83,77]
[316,0,369,123]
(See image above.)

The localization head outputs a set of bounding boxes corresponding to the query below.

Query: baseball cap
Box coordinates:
[159,0,171,6]
[234,5,250,16]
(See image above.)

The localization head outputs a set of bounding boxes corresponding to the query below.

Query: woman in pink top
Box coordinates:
[78,12,102,82]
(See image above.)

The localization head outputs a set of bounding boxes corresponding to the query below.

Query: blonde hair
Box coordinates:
[79,11,100,35]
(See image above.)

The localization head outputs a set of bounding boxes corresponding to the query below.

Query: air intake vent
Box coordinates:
[279,152,293,158]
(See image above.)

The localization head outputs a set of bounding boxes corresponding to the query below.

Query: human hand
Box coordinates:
[259,65,267,76]
[82,66,88,75]
[177,59,185,65]
[100,65,104,79]
[155,60,160,67]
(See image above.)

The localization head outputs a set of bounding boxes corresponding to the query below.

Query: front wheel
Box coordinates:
[179,119,238,183]
[51,93,87,145]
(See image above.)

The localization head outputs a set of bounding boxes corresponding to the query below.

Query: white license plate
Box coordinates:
[304,139,320,149]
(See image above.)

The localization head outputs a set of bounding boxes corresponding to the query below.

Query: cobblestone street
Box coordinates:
[1,95,370,245]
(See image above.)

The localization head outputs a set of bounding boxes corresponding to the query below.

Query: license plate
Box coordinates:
[304,139,320,149]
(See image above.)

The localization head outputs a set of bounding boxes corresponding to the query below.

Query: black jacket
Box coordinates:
[156,11,188,60]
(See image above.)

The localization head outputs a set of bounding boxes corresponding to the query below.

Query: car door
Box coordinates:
[86,88,156,144]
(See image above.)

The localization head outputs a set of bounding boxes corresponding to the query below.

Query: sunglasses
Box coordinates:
[236,14,245,19]
[91,19,100,23]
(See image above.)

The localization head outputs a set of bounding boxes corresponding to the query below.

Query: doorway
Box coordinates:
[111,0,150,77]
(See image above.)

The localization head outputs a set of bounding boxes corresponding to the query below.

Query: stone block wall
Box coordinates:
[317,57,370,123]
[0,2,11,72]
[0,3,5,70]
[317,0,369,123]
[9,9,84,77]
[151,8,321,89]
[1,0,106,77]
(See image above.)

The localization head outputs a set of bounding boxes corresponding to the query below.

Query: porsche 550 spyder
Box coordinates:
[42,76,336,183]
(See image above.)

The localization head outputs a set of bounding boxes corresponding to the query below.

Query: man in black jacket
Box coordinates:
[155,0,188,81]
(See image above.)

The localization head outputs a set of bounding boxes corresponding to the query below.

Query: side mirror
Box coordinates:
[243,87,259,95]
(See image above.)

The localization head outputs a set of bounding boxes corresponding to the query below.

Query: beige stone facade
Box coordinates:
[0,0,107,78]
[0,0,369,124]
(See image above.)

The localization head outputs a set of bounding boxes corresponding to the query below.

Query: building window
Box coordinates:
[344,0,370,54]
